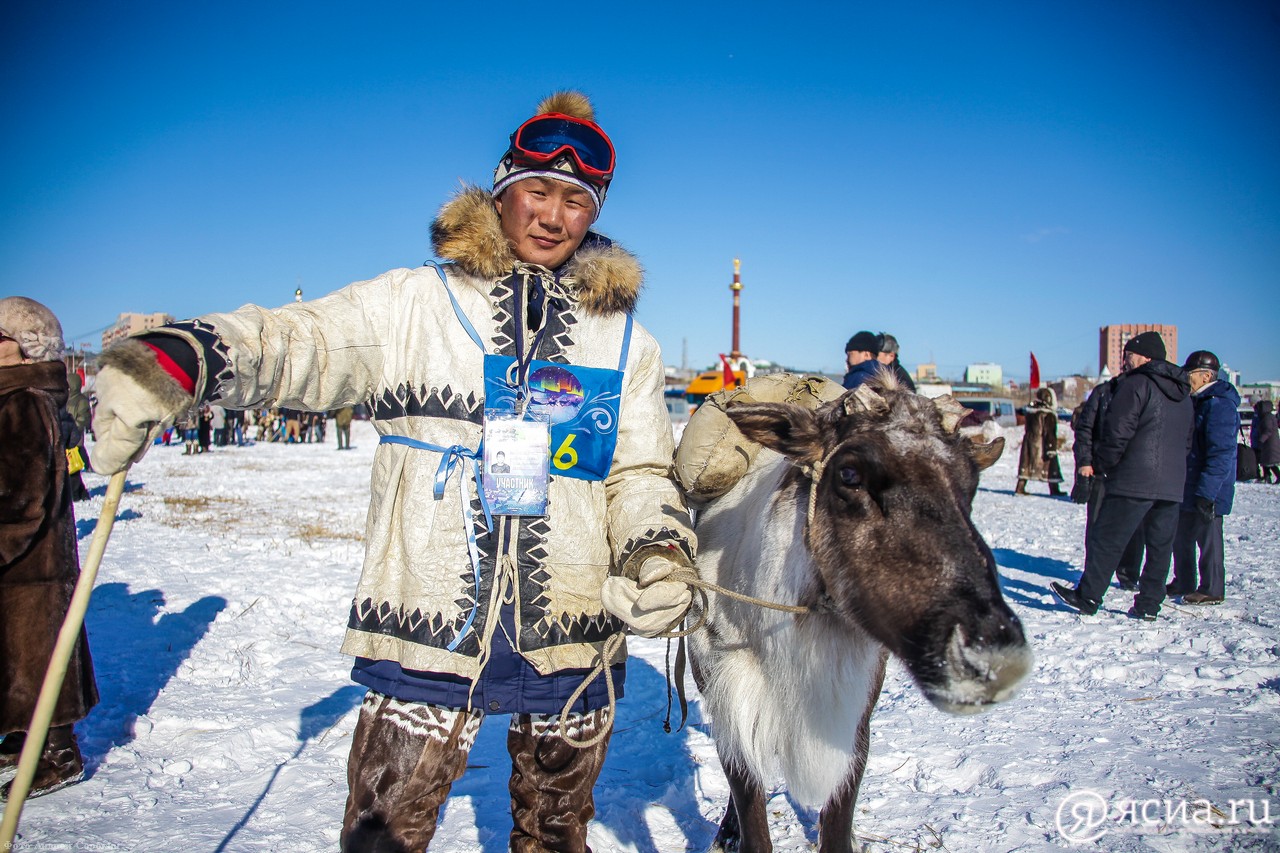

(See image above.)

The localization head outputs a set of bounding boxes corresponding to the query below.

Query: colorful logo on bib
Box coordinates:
[528,365,585,424]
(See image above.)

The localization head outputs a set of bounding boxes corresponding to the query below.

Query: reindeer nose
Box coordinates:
[969,605,1026,649]
[930,611,1033,715]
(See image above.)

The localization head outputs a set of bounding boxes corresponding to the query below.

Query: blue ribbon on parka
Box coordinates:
[377,434,493,652]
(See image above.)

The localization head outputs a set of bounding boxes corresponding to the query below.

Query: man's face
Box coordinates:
[1188,369,1214,392]
[846,350,873,370]
[876,351,895,366]
[495,177,595,269]
[1123,350,1150,372]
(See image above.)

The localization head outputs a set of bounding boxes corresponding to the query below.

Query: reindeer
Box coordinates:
[683,377,1032,853]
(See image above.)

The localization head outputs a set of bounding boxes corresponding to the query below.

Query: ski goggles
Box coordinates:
[508,113,615,182]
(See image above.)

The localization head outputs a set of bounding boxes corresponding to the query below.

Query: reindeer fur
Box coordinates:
[686,379,1030,852]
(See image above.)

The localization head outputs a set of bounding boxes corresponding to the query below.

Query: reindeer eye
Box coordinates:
[839,466,862,488]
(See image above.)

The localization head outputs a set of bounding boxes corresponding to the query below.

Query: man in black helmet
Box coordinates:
[1052,331,1193,621]
[1168,350,1239,605]
[876,332,916,391]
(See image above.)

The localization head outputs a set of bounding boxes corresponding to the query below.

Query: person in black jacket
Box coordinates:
[876,333,917,392]
[1072,373,1145,589]
[1053,331,1193,620]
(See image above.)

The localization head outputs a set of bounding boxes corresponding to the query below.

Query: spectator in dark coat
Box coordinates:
[197,405,212,452]
[1169,351,1239,604]
[1052,331,1193,620]
[1251,400,1280,483]
[876,333,917,392]
[0,296,98,799]
[63,371,92,500]
[1072,374,1145,589]
[842,330,886,390]
[335,406,354,450]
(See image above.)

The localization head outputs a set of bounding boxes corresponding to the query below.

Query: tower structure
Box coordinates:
[729,258,743,360]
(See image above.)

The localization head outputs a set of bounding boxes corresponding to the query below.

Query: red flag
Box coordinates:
[719,354,736,389]
[1029,352,1041,390]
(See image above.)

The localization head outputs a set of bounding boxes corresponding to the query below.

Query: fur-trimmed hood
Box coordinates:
[430,185,643,316]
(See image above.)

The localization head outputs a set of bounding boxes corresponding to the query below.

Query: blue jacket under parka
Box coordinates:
[1183,379,1241,515]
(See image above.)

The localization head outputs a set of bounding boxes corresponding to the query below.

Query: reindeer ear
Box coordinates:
[726,402,824,465]
[968,436,1006,471]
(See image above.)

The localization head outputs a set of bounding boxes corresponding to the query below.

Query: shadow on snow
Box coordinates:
[84,479,146,499]
[75,508,142,540]
[79,583,226,776]
[215,684,366,852]
[992,547,1079,612]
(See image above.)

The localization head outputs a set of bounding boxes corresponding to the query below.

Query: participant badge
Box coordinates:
[482,410,551,516]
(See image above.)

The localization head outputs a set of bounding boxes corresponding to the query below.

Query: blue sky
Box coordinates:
[3,2,1278,383]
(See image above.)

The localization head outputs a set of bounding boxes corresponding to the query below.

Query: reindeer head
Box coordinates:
[725,378,1031,714]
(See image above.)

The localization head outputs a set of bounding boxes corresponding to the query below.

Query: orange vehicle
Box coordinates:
[684,369,746,408]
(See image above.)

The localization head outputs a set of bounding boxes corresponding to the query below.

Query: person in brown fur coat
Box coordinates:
[1016,386,1065,496]
[0,296,99,799]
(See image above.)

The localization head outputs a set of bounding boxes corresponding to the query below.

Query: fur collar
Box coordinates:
[0,359,68,405]
[430,185,643,316]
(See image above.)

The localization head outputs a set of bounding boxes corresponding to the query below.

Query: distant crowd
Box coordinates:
[160,405,358,454]
[837,327,1279,621]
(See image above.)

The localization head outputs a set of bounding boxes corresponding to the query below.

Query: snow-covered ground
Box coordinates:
[7,419,1278,851]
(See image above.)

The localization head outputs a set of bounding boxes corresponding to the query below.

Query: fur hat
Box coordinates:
[1123,331,1166,361]
[0,296,64,362]
[1182,350,1220,374]
[492,91,611,217]
[845,331,883,354]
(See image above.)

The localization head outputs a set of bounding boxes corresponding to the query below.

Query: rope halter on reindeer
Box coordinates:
[558,374,1001,749]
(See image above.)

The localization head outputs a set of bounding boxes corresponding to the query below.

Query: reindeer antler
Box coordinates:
[844,384,890,416]
[929,395,971,434]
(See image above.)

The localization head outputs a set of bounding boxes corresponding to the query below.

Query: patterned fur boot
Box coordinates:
[0,725,84,801]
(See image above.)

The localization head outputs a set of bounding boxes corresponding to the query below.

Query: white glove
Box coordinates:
[91,341,195,474]
[601,556,692,637]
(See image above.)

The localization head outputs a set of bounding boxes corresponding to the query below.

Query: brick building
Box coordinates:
[1099,324,1177,376]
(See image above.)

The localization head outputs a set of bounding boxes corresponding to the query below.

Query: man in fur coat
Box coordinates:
[0,296,99,800]
[1015,387,1064,496]
[89,91,697,852]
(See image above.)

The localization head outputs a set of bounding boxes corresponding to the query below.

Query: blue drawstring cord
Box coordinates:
[378,434,492,651]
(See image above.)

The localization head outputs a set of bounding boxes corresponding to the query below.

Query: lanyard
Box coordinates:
[508,277,548,412]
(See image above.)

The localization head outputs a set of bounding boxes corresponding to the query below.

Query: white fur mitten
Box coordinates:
[600,556,692,637]
[91,340,195,474]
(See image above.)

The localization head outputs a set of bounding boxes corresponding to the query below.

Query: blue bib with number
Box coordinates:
[483,355,624,481]
[428,261,632,483]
